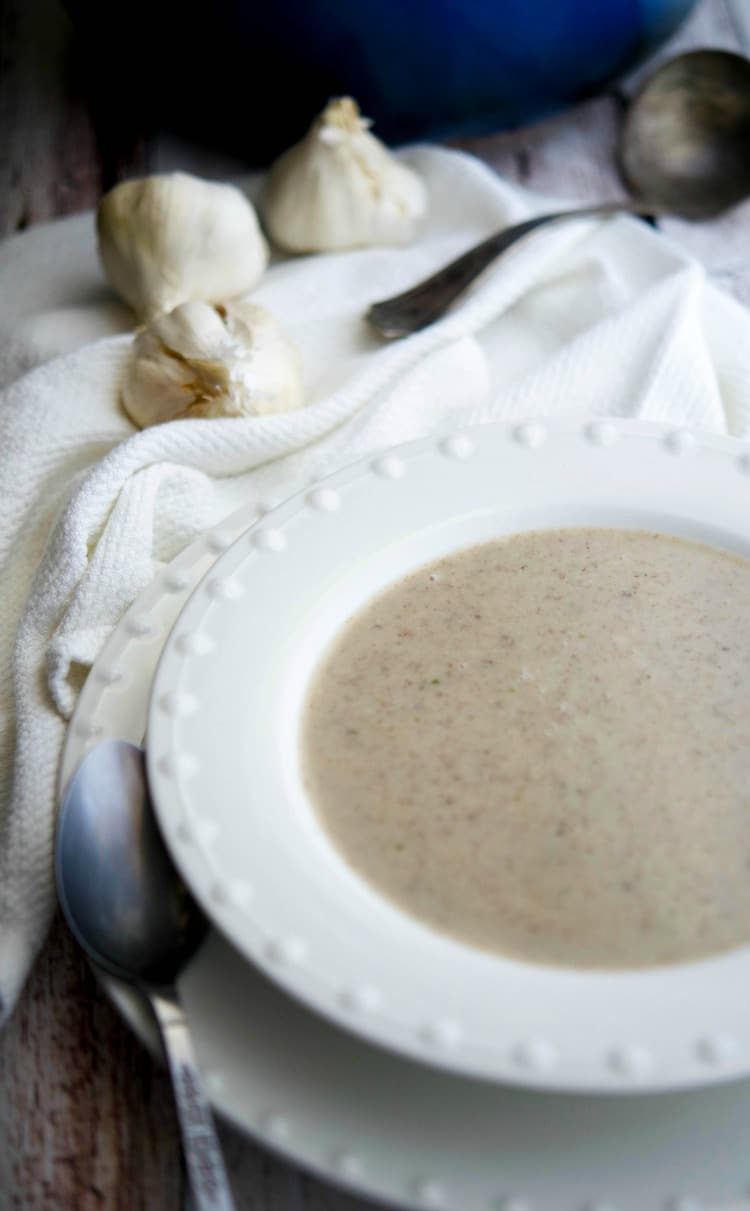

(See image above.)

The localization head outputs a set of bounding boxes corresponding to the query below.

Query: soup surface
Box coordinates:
[300,528,750,968]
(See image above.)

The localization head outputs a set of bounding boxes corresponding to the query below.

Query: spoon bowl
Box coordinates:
[367,49,750,339]
[620,49,750,219]
[56,739,207,985]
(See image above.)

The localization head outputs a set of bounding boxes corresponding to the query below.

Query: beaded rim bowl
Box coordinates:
[146,416,750,1093]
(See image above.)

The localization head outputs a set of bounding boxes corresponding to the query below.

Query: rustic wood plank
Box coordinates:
[0,0,100,235]
[0,0,146,238]
[453,95,627,203]
[0,914,183,1210]
[0,2,183,1206]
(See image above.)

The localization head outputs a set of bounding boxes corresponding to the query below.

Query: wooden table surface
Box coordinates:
[1,1,750,1207]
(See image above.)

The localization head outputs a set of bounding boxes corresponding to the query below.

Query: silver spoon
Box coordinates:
[367,49,750,339]
[56,738,236,1211]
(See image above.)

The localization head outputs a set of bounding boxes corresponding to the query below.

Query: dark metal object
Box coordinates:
[367,50,750,340]
[56,739,235,1211]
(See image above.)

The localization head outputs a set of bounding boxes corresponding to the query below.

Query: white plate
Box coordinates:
[145,417,750,1094]
[59,427,750,1211]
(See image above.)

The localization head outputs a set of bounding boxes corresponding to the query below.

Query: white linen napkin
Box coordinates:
[1,145,750,1025]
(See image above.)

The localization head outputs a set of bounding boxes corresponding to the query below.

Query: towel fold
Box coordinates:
[2,145,750,1023]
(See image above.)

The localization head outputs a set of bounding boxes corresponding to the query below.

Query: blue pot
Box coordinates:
[65,0,696,161]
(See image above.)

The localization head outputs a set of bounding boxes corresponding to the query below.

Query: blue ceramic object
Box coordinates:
[65,0,696,161]
[221,0,696,143]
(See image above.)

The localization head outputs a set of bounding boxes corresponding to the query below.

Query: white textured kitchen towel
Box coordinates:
[1,145,750,1023]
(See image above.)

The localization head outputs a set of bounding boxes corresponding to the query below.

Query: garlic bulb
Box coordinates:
[263,97,428,253]
[98,173,269,320]
[122,299,304,427]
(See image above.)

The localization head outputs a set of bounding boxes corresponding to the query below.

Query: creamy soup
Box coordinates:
[300,529,750,969]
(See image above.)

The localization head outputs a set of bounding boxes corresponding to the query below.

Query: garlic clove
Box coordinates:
[98,172,269,321]
[263,96,428,253]
[122,299,304,427]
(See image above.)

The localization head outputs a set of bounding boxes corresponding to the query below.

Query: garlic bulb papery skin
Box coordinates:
[122,299,304,427]
[98,173,269,320]
[263,97,428,253]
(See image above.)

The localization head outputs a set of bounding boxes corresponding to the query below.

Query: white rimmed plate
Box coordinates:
[146,416,750,1094]
[60,428,750,1210]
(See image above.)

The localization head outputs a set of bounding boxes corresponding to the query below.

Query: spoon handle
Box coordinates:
[150,987,236,1211]
[366,200,653,340]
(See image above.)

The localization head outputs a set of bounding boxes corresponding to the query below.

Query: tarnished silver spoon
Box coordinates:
[55,738,235,1211]
[367,49,750,339]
